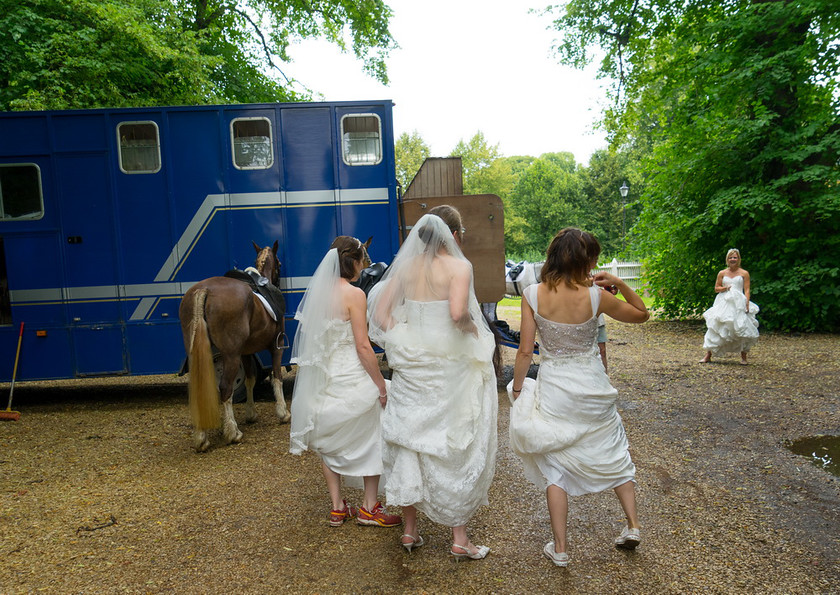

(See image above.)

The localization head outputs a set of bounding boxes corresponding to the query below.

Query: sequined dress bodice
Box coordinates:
[526,285,600,359]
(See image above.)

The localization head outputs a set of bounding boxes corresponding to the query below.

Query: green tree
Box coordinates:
[550,0,840,331]
[0,0,395,110]
[506,152,589,256]
[394,130,430,192]
[582,148,643,257]
[450,131,508,196]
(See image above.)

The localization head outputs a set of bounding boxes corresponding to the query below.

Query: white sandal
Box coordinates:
[401,534,425,553]
[450,543,490,560]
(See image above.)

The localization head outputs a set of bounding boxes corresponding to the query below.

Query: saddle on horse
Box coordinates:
[351,262,388,295]
[224,268,286,321]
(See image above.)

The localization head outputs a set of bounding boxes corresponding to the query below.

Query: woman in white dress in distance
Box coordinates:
[289,236,401,529]
[509,228,649,567]
[700,248,759,365]
[368,210,498,560]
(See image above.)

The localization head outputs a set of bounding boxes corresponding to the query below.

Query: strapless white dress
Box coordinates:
[289,320,384,479]
[702,275,760,355]
[509,285,635,496]
[380,300,498,527]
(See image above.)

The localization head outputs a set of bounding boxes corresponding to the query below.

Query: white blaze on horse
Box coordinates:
[179,241,290,452]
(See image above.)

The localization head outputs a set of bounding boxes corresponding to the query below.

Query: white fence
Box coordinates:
[505,259,644,298]
[595,259,643,292]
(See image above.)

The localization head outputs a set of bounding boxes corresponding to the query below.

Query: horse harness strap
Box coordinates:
[508,262,525,296]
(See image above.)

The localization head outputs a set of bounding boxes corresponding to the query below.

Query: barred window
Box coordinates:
[231,118,274,169]
[341,114,382,166]
[118,122,161,173]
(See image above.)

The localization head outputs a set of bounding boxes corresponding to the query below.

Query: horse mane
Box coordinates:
[255,249,272,275]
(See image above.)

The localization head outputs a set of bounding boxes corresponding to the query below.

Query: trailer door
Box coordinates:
[56,153,126,375]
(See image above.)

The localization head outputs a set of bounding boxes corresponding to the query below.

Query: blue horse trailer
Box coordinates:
[0,100,400,382]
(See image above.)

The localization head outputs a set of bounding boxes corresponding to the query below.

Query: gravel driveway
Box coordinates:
[1,316,838,594]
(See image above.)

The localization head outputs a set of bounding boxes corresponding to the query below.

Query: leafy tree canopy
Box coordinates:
[450,131,507,196]
[0,0,396,110]
[394,130,430,192]
[550,0,840,331]
[506,152,590,256]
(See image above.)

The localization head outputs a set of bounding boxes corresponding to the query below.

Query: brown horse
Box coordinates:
[179,241,290,452]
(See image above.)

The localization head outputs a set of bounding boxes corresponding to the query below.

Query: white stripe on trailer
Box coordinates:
[11,187,384,320]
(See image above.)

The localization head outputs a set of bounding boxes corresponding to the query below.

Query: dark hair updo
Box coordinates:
[330,236,365,279]
[541,227,597,290]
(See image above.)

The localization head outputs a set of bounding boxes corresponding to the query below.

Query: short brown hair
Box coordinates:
[581,231,601,267]
[330,236,364,279]
[541,228,593,290]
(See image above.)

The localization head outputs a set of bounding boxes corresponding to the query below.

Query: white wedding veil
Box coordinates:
[367,213,491,348]
[289,248,343,454]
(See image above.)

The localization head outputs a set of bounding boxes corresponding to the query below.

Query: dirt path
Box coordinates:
[1,317,838,594]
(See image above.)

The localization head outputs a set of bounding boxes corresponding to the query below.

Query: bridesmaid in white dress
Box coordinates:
[368,210,498,560]
[289,236,401,529]
[700,248,759,365]
[509,228,649,568]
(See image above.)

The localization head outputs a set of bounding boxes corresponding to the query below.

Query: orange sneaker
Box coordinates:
[329,500,357,527]
[356,502,402,527]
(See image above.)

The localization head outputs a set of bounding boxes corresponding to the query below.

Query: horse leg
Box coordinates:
[219,354,243,444]
[221,399,242,444]
[194,430,211,453]
[242,355,258,424]
[271,348,290,423]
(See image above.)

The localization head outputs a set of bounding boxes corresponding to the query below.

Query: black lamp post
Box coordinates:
[620,181,629,249]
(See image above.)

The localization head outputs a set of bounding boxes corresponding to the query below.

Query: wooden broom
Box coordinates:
[1,321,24,421]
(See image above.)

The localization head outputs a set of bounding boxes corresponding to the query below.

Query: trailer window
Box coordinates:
[118,122,161,173]
[0,164,44,220]
[231,118,274,169]
[341,114,382,166]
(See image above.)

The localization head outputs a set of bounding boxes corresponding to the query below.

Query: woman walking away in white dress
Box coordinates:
[289,236,401,529]
[700,248,759,365]
[367,212,498,560]
[509,228,649,568]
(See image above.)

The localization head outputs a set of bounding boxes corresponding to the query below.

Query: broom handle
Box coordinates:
[7,321,23,411]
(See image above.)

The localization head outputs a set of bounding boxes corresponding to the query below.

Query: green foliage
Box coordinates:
[0,0,217,110]
[394,131,430,192]
[505,152,591,255]
[0,0,396,110]
[450,132,512,196]
[581,148,643,256]
[550,0,840,331]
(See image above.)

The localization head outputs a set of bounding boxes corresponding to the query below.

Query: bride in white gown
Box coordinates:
[509,228,649,568]
[368,210,498,560]
[289,236,401,529]
[700,248,759,365]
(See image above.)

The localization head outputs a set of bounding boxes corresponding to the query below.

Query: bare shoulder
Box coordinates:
[346,282,366,302]
[438,254,471,275]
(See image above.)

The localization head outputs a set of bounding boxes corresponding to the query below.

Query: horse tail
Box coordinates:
[187,288,221,431]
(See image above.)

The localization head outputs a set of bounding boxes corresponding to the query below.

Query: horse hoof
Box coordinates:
[279,412,291,424]
[224,429,243,444]
[194,440,210,453]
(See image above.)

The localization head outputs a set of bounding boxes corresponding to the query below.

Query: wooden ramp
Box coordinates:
[401,158,505,304]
